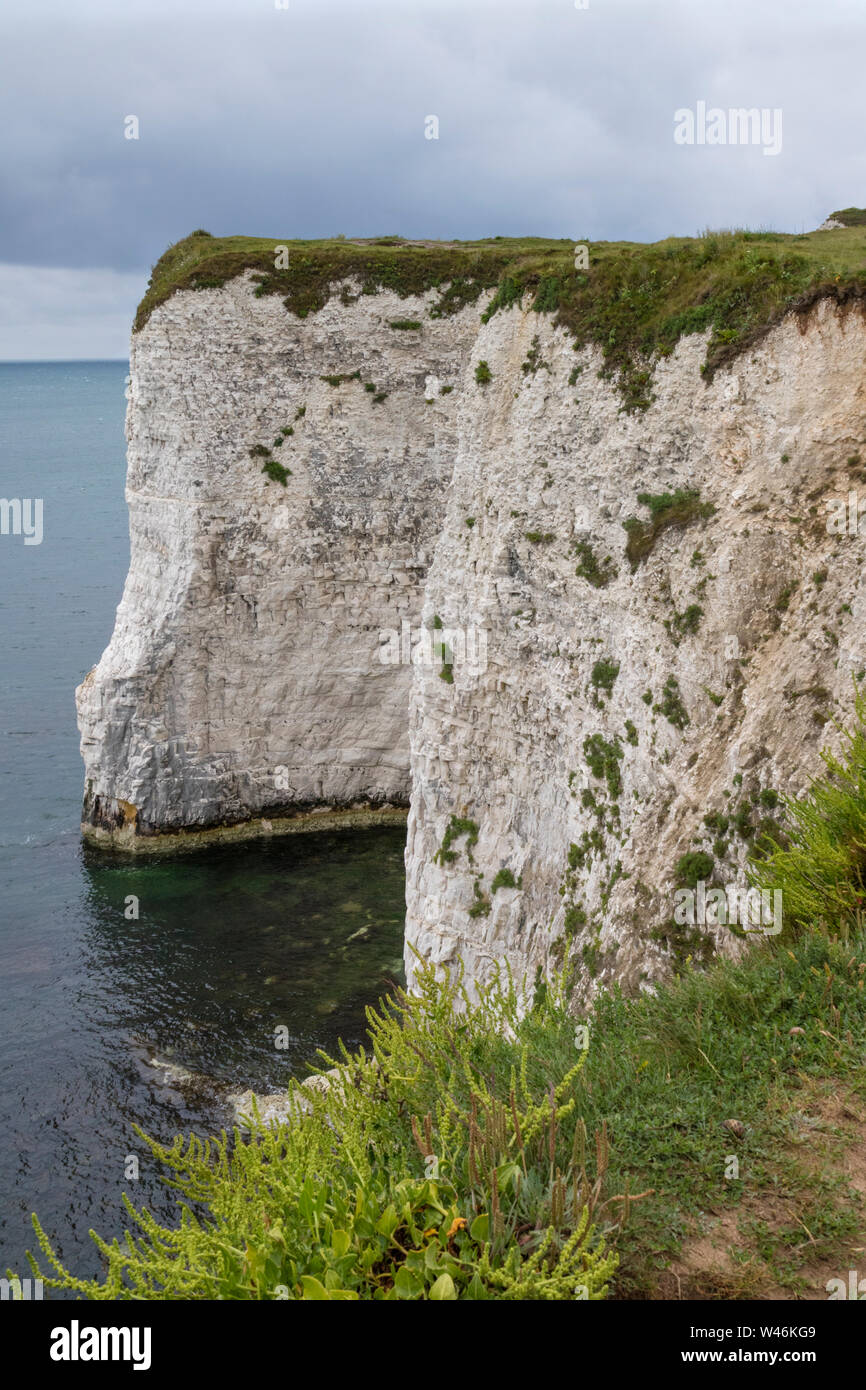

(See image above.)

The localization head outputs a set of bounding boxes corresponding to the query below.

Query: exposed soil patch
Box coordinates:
[652,1083,866,1300]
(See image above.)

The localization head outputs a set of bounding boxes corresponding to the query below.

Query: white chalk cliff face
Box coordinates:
[79,281,866,1000]
[78,275,479,844]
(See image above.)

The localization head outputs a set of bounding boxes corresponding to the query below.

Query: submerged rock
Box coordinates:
[228,1069,342,1130]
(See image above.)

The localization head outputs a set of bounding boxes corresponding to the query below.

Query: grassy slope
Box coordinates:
[136,223,866,410]
[579,928,866,1298]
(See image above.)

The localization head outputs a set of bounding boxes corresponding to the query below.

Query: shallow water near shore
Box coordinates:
[0,362,406,1291]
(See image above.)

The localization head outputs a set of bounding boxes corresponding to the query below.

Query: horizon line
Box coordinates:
[0,357,129,365]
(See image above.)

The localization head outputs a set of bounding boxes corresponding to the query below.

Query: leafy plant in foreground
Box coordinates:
[29,963,623,1300]
[748,685,866,933]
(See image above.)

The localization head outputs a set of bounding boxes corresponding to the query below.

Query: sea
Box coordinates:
[0,360,406,1292]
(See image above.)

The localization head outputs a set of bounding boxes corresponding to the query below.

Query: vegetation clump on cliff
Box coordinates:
[825,207,866,227]
[622,489,715,568]
[433,814,479,864]
[573,539,617,588]
[749,687,866,932]
[136,223,866,411]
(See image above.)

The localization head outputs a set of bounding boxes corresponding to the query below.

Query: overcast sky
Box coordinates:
[1,0,864,359]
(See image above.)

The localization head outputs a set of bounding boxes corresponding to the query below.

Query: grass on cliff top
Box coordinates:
[136,223,866,410]
[828,207,866,227]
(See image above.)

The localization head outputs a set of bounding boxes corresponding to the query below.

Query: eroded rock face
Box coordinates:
[77,274,480,846]
[80,278,866,998]
[404,296,866,1003]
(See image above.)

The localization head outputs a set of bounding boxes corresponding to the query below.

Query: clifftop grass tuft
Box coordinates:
[827,207,866,227]
[136,224,866,410]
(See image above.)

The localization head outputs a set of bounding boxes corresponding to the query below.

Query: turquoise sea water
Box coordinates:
[0,362,406,1290]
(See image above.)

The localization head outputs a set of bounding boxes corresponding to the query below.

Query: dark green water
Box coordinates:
[83,831,407,1091]
[0,362,406,1288]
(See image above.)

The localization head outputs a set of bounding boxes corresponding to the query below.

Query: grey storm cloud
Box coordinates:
[1,0,865,357]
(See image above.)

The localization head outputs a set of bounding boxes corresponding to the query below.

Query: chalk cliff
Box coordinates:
[78,235,866,1001]
[78,274,479,844]
[404,297,866,1002]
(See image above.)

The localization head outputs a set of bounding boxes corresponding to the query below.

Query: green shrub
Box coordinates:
[675,850,714,888]
[622,490,714,568]
[521,334,550,375]
[262,459,290,486]
[574,540,616,588]
[389,319,422,330]
[590,658,620,694]
[29,964,617,1301]
[480,276,524,322]
[321,370,362,386]
[667,604,703,641]
[655,676,689,730]
[434,815,479,865]
[733,805,753,838]
[491,867,518,892]
[435,635,454,683]
[748,688,866,932]
[475,360,492,385]
[531,277,560,313]
[583,734,624,799]
[468,882,492,918]
[563,904,587,935]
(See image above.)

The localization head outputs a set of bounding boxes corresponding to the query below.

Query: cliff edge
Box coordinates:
[78,226,866,1000]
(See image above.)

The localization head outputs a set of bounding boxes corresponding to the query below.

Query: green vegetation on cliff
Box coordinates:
[136,222,866,410]
[749,686,866,933]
